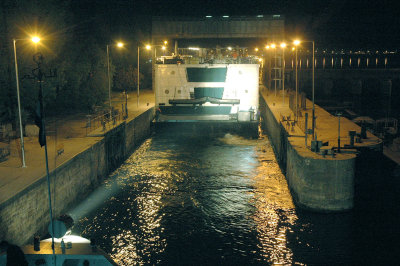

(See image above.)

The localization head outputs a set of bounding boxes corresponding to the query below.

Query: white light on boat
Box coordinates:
[188,47,200,50]
[42,235,90,244]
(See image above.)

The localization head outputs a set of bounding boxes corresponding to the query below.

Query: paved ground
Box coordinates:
[260,86,384,160]
[0,90,155,205]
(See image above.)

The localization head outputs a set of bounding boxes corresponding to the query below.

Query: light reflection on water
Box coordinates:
[75,132,300,265]
[73,130,399,265]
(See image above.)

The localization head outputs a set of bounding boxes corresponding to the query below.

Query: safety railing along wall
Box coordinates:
[85,110,124,136]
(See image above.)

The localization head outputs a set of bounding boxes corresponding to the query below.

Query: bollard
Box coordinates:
[305,113,308,147]
[361,123,367,139]
[349,131,356,146]
[336,112,342,153]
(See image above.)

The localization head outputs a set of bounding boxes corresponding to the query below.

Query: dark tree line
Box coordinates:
[0,0,151,128]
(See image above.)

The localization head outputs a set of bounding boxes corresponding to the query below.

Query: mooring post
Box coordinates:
[305,112,308,147]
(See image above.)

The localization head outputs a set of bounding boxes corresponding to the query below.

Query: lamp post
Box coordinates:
[137,44,151,107]
[270,43,277,96]
[312,41,315,139]
[13,36,40,168]
[154,45,167,63]
[265,45,270,90]
[293,40,300,121]
[295,40,315,138]
[280,42,286,103]
[106,42,124,119]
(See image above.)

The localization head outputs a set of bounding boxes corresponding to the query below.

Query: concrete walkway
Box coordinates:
[0,90,155,206]
[260,86,382,159]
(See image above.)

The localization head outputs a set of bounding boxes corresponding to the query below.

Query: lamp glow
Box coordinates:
[162,46,166,50]
[270,44,276,49]
[164,40,168,45]
[117,42,124,48]
[280,42,286,48]
[255,47,259,52]
[146,45,151,50]
[294,40,300,46]
[265,45,270,49]
[32,36,40,43]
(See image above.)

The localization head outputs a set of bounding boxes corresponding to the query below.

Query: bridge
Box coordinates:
[152,15,284,52]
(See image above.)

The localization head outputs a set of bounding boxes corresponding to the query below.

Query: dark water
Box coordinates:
[73,129,400,265]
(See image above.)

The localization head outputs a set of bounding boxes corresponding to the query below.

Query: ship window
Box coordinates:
[165,89,169,94]
[186,67,227,82]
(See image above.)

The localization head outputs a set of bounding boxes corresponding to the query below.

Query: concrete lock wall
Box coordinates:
[260,96,354,212]
[259,97,287,168]
[0,108,154,245]
[285,144,355,212]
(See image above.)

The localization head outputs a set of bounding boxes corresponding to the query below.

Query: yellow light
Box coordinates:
[292,47,295,51]
[146,45,151,50]
[255,47,259,52]
[258,58,262,62]
[293,40,300,46]
[31,36,40,43]
[228,47,232,51]
[270,44,276,49]
[162,46,166,50]
[117,42,124,48]
[164,40,168,45]
[265,45,270,49]
[280,42,286,48]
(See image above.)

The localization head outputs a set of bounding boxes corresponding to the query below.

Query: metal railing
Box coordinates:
[85,109,123,136]
[287,91,310,134]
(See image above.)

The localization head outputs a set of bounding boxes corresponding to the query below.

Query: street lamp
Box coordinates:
[270,43,277,96]
[280,42,286,103]
[294,40,315,138]
[154,45,167,60]
[293,40,300,121]
[106,42,124,119]
[13,36,40,167]
[137,44,151,107]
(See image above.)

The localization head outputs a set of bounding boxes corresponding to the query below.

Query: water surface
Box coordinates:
[73,130,399,265]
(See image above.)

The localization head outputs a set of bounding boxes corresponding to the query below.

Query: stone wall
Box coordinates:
[0,108,154,245]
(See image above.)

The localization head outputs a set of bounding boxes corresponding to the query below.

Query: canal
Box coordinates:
[72,127,399,265]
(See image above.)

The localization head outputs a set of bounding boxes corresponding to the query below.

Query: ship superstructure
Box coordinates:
[154,48,260,123]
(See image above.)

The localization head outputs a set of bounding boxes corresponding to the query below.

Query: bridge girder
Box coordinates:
[152,15,285,45]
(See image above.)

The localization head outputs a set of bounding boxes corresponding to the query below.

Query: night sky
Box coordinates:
[101,0,399,49]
